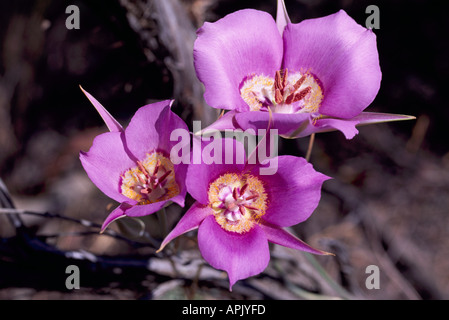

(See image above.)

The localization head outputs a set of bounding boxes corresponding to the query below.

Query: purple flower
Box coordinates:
[158,138,331,290]
[194,6,414,139]
[79,87,188,232]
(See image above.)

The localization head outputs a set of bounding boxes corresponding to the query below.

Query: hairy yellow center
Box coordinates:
[208,173,268,233]
[121,152,179,205]
[240,69,323,114]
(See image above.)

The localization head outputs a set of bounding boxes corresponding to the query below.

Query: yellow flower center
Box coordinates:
[240,69,323,114]
[121,152,179,205]
[208,173,268,233]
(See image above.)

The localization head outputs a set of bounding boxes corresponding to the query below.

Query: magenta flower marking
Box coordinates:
[79,88,188,232]
[158,139,332,290]
[194,7,414,139]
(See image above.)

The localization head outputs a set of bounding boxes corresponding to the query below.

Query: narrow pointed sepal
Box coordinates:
[80,85,123,133]
[276,0,291,35]
[353,112,416,126]
[260,223,334,256]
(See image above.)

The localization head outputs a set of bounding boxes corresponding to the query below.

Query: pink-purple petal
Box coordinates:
[124,101,173,160]
[187,138,246,205]
[233,105,360,139]
[158,201,212,252]
[282,113,416,139]
[198,215,270,290]
[125,201,169,217]
[194,9,283,112]
[172,165,187,207]
[235,111,359,140]
[168,193,186,209]
[101,201,171,233]
[260,223,332,255]
[312,117,360,139]
[154,100,190,152]
[234,110,310,135]
[80,131,134,204]
[198,111,239,134]
[255,156,330,227]
[283,10,381,119]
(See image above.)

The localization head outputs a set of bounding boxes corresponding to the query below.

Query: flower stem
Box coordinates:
[157,207,169,238]
[305,133,315,162]
[303,252,353,299]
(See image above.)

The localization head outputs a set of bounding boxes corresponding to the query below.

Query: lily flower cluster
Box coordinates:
[80,1,413,290]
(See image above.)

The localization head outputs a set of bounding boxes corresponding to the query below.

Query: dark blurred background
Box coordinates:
[0,0,448,300]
